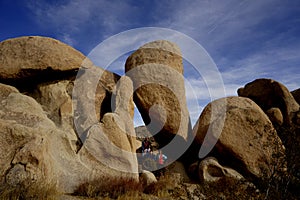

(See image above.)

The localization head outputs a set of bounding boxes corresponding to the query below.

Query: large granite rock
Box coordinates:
[193,96,285,180]
[0,82,138,194]
[0,36,92,82]
[0,36,138,193]
[0,36,122,144]
[125,40,191,149]
[238,79,299,125]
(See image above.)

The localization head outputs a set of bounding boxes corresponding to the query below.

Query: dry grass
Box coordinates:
[0,179,58,200]
[73,171,185,200]
[144,173,183,198]
[74,177,143,199]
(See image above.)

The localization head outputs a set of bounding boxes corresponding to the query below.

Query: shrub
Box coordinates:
[0,179,58,200]
[74,177,143,199]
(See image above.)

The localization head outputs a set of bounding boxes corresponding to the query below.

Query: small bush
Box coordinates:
[144,172,186,198]
[0,180,58,200]
[74,177,143,199]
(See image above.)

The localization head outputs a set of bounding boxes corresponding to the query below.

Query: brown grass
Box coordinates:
[0,179,58,200]
[74,177,143,199]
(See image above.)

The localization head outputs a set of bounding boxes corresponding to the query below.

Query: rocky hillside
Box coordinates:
[0,36,299,199]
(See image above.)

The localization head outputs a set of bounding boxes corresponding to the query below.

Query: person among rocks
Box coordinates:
[142,137,152,156]
[157,150,167,167]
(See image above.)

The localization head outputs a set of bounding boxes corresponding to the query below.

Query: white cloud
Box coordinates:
[220,43,300,91]
[26,0,300,126]
[27,0,138,46]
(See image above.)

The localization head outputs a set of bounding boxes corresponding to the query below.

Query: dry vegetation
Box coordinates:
[0,166,299,200]
[0,179,58,200]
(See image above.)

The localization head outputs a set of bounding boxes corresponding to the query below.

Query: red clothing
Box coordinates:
[158,154,164,165]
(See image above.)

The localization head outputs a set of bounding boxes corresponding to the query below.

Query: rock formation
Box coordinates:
[238,78,299,126]
[0,36,138,194]
[193,96,285,181]
[0,36,298,199]
[125,40,192,154]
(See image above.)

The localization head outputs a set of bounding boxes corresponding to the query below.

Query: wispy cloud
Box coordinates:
[27,0,140,49]
[25,0,300,126]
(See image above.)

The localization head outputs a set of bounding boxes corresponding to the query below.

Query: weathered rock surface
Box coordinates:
[266,107,284,126]
[291,88,300,105]
[193,96,285,180]
[0,82,138,193]
[79,76,138,172]
[238,79,299,125]
[31,80,75,135]
[189,157,243,183]
[0,83,60,187]
[0,36,120,142]
[0,36,92,82]
[0,36,138,193]
[19,64,120,152]
[125,40,191,148]
[72,66,120,141]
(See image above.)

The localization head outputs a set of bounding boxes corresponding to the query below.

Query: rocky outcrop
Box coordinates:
[0,36,138,194]
[0,36,121,141]
[193,96,285,180]
[125,40,191,149]
[0,82,138,193]
[1,36,298,198]
[238,79,299,125]
[189,157,243,183]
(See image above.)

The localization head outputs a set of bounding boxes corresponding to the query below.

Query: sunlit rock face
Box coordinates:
[238,78,299,126]
[193,96,285,181]
[125,40,192,154]
[0,36,138,193]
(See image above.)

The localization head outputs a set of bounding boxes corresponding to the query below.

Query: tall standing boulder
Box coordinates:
[125,40,191,151]
[193,96,285,181]
[238,79,299,126]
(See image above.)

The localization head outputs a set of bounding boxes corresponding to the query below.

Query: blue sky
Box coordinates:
[1,0,300,126]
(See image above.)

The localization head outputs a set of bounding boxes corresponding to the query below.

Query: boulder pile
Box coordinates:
[0,36,299,198]
[0,36,138,193]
